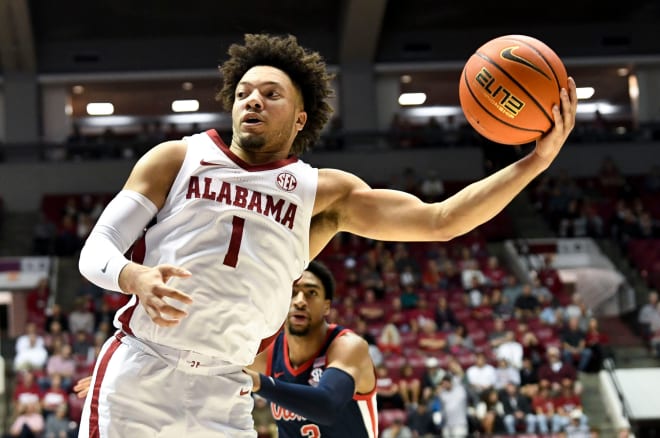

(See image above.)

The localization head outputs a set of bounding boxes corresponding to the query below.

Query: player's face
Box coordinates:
[288,270,330,336]
[231,66,307,155]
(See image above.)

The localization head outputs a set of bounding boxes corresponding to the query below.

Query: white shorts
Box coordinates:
[78,332,257,438]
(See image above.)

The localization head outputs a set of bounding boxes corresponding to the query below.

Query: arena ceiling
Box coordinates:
[2,0,659,118]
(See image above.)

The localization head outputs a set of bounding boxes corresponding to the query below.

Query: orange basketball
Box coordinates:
[459,34,568,145]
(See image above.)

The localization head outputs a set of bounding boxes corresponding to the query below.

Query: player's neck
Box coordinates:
[286,322,329,368]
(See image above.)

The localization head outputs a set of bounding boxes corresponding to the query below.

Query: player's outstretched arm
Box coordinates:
[311,78,577,252]
[78,141,193,327]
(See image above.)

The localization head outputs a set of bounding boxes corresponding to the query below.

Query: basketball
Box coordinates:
[459,34,568,145]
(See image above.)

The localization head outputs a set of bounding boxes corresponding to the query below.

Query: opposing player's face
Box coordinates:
[288,270,330,336]
[231,66,307,155]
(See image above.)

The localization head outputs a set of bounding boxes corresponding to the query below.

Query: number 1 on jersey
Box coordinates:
[223,216,245,267]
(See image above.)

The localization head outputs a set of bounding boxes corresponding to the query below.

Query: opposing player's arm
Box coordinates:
[310,78,576,257]
[243,333,373,425]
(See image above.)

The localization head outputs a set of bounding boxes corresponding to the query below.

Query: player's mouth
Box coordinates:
[289,311,309,324]
[241,113,264,128]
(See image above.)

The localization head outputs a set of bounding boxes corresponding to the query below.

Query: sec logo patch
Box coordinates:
[276,172,297,191]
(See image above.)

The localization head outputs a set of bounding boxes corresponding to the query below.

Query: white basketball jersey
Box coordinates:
[114,129,318,366]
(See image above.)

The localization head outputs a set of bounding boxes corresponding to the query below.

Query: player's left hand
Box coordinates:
[533,76,577,165]
[74,375,93,399]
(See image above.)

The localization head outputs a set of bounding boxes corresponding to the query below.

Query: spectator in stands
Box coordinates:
[447,324,475,355]
[357,288,386,322]
[514,283,541,320]
[378,322,402,355]
[464,274,484,308]
[474,388,506,435]
[488,318,509,349]
[638,290,659,340]
[433,296,457,332]
[45,304,69,334]
[420,357,445,403]
[502,274,523,305]
[418,320,447,352]
[437,375,469,438]
[44,403,75,438]
[490,288,514,319]
[68,297,95,335]
[560,316,593,371]
[381,257,401,295]
[637,211,659,238]
[531,386,556,435]
[584,317,610,372]
[483,256,507,287]
[494,358,520,390]
[531,276,553,302]
[397,362,421,408]
[26,278,50,325]
[376,364,405,410]
[406,401,439,437]
[6,399,45,438]
[380,417,413,438]
[521,331,545,368]
[421,259,444,291]
[40,373,68,419]
[15,322,45,356]
[32,212,57,255]
[14,328,49,372]
[466,352,497,399]
[563,408,591,437]
[500,381,536,435]
[43,321,71,355]
[495,331,524,370]
[519,357,540,394]
[399,283,419,310]
[563,292,592,331]
[538,346,577,393]
[13,370,42,412]
[44,343,76,390]
[552,383,589,433]
[55,214,80,256]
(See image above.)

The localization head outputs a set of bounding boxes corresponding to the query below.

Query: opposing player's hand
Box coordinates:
[119,263,193,327]
[242,368,261,392]
[74,376,93,399]
[533,76,577,165]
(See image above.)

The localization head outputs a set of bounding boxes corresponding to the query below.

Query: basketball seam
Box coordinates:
[462,69,544,139]
[475,51,554,126]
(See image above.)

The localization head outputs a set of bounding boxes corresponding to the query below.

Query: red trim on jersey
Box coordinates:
[205,129,299,171]
[117,298,138,337]
[283,324,337,376]
[88,333,124,437]
[363,393,379,437]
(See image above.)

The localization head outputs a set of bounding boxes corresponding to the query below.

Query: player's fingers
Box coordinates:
[159,287,194,305]
[158,264,192,282]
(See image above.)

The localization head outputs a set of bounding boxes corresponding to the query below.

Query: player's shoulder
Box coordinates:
[329,330,370,356]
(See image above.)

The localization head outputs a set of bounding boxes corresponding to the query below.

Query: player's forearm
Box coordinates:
[256,368,355,425]
[436,152,547,238]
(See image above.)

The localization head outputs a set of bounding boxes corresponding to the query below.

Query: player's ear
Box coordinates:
[323,299,330,317]
[295,111,307,132]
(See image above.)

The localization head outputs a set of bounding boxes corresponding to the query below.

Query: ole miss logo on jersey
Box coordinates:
[277,172,297,191]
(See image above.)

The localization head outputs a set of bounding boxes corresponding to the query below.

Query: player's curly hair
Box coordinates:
[217,33,335,155]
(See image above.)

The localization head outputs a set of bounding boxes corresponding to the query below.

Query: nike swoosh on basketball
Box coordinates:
[239,388,251,396]
[101,260,110,273]
[500,46,550,79]
[274,371,284,378]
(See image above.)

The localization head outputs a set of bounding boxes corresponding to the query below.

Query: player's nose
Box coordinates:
[245,90,263,110]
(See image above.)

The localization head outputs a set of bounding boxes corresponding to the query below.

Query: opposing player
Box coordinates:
[245,260,377,437]
[77,33,577,437]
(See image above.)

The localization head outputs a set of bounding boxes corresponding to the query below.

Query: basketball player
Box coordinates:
[76,33,577,437]
[245,260,377,437]
[75,261,378,437]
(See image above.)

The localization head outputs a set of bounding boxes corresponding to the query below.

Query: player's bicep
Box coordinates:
[326,334,375,394]
[123,140,187,209]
